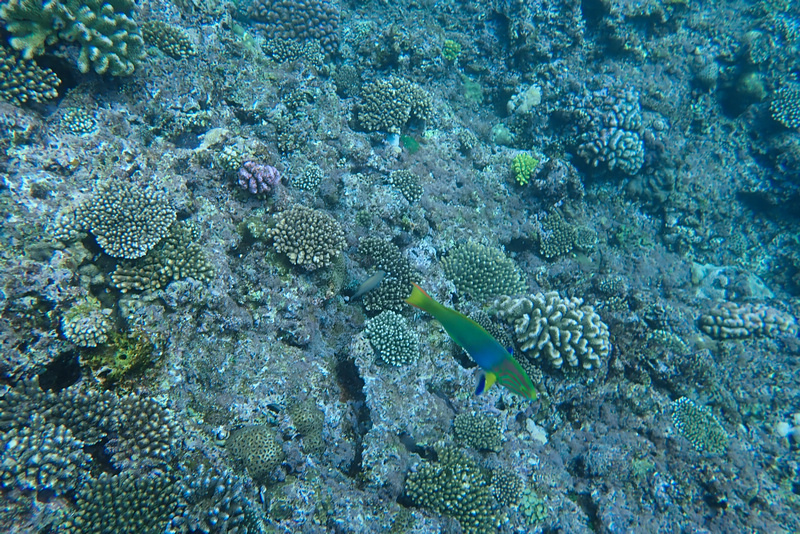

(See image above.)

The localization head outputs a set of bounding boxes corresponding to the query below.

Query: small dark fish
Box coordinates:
[348,270,386,301]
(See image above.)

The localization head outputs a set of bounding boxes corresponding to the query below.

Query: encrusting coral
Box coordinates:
[226,425,286,482]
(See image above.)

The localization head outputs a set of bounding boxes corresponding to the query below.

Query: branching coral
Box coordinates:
[493,292,611,370]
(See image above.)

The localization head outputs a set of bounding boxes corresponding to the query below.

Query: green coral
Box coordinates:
[442,39,461,61]
[59,471,183,534]
[358,75,432,133]
[671,397,728,455]
[141,20,195,59]
[491,468,522,507]
[519,487,548,525]
[441,241,525,301]
[365,310,419,366]
[358,237,420,313]
[453,413,502,452]
[87,329,156,384]
[1,0,145,75]
[511,153,539,186]
[387,169,423,204]
[770,85,800,129]
[405,446,498,534]
[226,425,285,483]
[0,43,59,105]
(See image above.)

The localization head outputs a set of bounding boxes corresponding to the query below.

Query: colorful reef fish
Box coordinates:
[405,283,537,400]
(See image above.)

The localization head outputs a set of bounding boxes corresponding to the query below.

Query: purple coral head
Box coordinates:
[238,161,282,195]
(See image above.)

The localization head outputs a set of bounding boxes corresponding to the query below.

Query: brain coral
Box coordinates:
[493,292,611,370]
[269,205,345,270]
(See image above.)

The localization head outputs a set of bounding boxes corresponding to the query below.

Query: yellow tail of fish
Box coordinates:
[405,283,438,314]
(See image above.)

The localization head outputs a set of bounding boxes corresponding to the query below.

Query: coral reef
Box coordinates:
[0,414,89,495]
[357,76,432,133]
[0,43,59,105]
[2,0,800,531]
[288,398,326,455]
[226,425,285,483]
[364,310,419,366]
[770,85,800,129]
[441,241,525,301]
[269,205,345,270]
[536,212,577,259]
[292,164,323,191]
[698,302,798,339]
[574,88,646,175]
[247,0,340,54]
[53,180,176,259]
[511,153,538,186]
[57,108,97,135]
[141,20,196,60]
[110,221,214,292]
[494,292,611,370]
[671,397,729,455]
[175,465,263,534]
[357,237,419,313]
[405,446,498,534]
[1,0,145,75]
[453,413,502,452]
[59,471,183,534]
[237,161,282,195]
[387,169,423,204]
[491,468,522,507]
[60,296,114,347]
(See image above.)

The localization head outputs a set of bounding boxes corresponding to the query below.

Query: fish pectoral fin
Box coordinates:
[475,372,498,396]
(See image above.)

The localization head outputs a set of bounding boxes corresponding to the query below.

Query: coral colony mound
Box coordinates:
[1,0,799,532]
